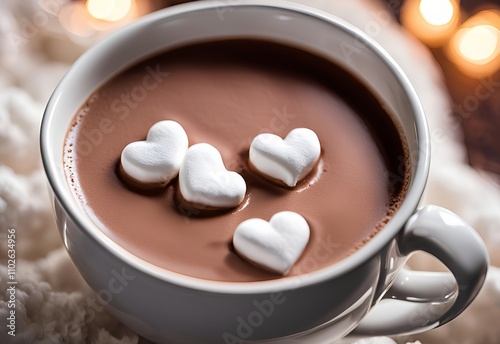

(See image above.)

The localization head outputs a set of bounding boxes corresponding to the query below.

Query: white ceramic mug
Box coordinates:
[40,1,489,343]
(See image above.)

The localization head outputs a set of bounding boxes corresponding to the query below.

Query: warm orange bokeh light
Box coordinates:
[456,25,500,64]
[401,0,460,47]
[86,0,132,22]
[447,10,500,77]
[419,0,455,26]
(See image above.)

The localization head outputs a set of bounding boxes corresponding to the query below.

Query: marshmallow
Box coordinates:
[179,143,246,209]
[249,128,321,187]
[120,120,188,187]
[233,211,310,275]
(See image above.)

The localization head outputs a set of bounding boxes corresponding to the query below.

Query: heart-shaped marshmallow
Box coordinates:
[179,143,246,209]
[120,120,188,187]
[249,128,321,187]
[233,211,310,275]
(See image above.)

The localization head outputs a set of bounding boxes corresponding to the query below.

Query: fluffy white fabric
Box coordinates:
[0,167,59,260]
[0,0,499,343]
[0,89,42,173]
[0,250,138,343]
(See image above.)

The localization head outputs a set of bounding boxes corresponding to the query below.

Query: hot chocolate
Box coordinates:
[64,40,409,282]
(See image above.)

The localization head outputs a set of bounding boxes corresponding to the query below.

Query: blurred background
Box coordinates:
[388,0,500,179]
[0,0,499,343]
[4,0,500,184]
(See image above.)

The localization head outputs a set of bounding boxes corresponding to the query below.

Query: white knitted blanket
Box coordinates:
[0,0,498,343]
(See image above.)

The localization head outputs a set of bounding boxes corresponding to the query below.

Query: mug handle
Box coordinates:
[353,205,489,336]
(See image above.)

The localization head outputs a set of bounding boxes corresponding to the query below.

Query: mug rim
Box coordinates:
[40,0,430,294]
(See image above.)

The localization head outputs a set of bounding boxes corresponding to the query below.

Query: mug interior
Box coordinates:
[41,0,429,293]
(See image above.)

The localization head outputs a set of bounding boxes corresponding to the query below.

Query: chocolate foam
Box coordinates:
[64,40,409,282]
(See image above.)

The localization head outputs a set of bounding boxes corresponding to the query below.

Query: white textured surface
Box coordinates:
[0,0,499,343]
[249,128,321,187]
[233,211,310,274]
[0,89,43,174]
